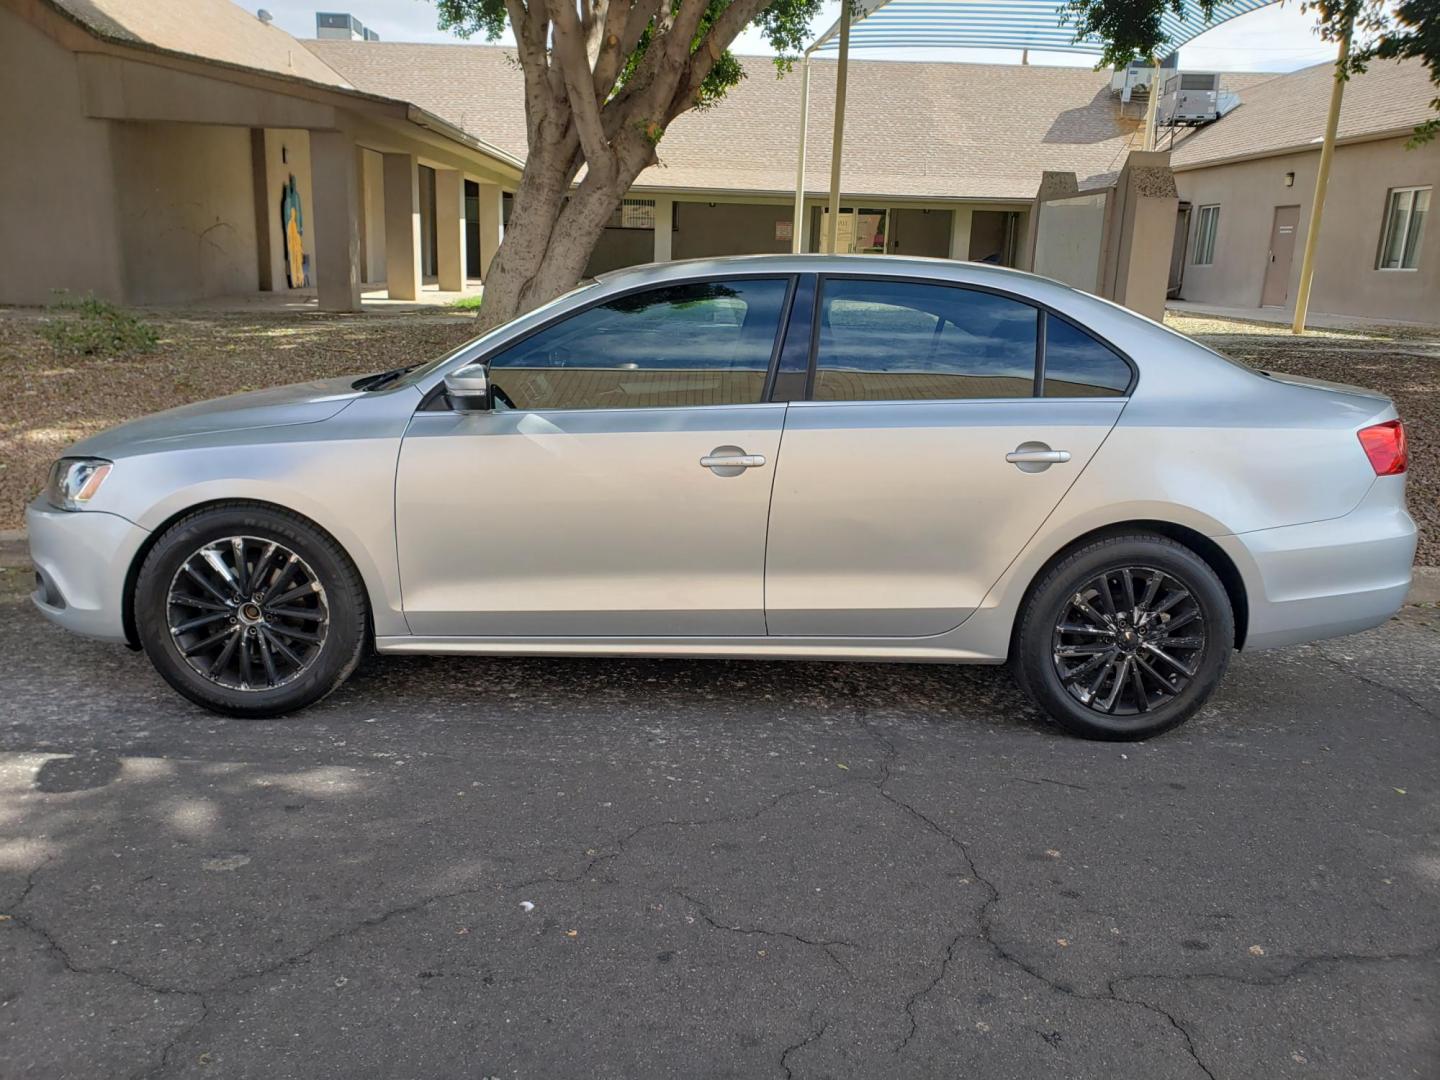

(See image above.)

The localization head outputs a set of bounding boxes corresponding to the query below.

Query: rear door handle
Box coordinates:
[700,453,767,469]
[1006,449,1071,464]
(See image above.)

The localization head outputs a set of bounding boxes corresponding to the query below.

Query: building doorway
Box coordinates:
[816,207,890,253]
[968,210,1021,266]
[464,180,481,279]
[1261,205,1301,308]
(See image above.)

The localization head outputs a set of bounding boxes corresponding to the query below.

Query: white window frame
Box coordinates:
[607,198,663,231]
[1192,204,1219,266]
[1377,186,1430,271]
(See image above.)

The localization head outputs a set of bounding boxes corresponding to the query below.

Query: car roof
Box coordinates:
[594,252,1043,288]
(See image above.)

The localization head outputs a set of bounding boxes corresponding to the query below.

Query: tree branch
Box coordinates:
[547,0,615,176]
[672,0,773,116]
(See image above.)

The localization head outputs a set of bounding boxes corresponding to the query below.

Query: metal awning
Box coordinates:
[809,0,1278,56]
[793,0,1344,333]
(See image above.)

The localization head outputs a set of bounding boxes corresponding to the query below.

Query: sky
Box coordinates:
[259,0,1341,73]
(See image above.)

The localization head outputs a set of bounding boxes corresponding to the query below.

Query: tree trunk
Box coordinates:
[475,137,657,331]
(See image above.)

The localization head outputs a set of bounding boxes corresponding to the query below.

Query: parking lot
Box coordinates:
[2,560,1437,1079]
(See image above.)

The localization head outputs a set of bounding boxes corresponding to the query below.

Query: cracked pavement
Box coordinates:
[1,576,1437,1079]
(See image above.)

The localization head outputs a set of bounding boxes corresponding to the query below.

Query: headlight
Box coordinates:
[45,458,112,511]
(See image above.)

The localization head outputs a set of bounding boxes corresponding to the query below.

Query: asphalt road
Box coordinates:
[1,565,1437,1079]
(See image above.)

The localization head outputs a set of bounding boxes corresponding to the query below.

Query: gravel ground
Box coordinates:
[1,305,1434,558]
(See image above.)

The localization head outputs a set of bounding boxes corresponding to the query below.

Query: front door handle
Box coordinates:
[700,446,767,476]
[1006,449,1071,464]
[1006,443,1071,473]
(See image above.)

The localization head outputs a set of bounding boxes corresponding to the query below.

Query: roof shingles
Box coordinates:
[1171,57,1435,168]
[309,42,1175,200]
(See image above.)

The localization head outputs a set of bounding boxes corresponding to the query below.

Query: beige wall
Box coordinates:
[110,121,259,304]
[0,6,125,304]
[1175,138,1440,323]
[587,223,655,275]
[673,201,794,260]
[1033,192,1108,291]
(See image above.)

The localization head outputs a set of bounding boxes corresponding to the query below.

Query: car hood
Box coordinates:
[69,376,363,458]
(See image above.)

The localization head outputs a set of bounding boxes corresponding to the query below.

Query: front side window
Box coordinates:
[487,278,789,410]
[1193,205,1219,265]
[1378,186,1430,270]
[814,279,1039,401]
[1043,314,1131,396]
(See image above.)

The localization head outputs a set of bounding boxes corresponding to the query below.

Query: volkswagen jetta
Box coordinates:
[27,255,1415,739]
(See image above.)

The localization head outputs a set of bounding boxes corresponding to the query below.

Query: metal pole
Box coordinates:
[791,56,811,254]
[1291,16,1352,335]
[1143,57,1161,151]
[825,0,851,254]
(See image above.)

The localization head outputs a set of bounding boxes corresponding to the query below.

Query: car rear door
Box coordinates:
[396,276,796,637]
[764,275,1131,638]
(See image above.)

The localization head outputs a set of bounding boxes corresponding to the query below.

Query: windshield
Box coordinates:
[372,280,602,391]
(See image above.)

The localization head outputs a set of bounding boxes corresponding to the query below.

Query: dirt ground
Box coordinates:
[1,305,1435,560]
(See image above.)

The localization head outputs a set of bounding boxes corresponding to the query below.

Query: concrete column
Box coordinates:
[476,182,503,279]
[310,130,362,312]
[382,152,422,301]
[653,196,674,263]
[435,168,465,291]
[948,207,973,261]
[249,129,274,291]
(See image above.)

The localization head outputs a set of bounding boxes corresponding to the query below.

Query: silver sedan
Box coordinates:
[27,255,1415,739]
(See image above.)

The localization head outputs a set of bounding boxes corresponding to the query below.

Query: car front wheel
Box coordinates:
[1013,534,1234,740]
[134,503,368,717]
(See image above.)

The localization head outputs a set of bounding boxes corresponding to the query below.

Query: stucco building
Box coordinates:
[0,0,520,310]
[2,0,1434,323]
[1170,58,1437,323]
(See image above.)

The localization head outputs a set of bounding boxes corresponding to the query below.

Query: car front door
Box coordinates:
[764,276,1132,638]
[396,276,795,637]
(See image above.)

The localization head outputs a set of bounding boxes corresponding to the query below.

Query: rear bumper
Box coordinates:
[1221,478,1416,651]
[26,499,150,643]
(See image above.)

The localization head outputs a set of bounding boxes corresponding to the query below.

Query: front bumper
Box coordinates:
[1220,478,1417,651]
[26,498,150,644]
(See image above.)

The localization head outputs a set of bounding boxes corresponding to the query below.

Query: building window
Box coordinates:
[1193,205,1219,266]
[1378,186,1430,270]
[608,198,656,230]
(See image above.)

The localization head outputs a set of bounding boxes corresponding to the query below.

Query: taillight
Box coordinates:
[1357,420,1407,476]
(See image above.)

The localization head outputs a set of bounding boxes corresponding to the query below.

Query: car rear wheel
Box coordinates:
[134,504,368,717]
[1013,534,1234,740]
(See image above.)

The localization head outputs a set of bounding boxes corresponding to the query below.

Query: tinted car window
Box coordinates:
[487,279,789,410]
[814,279,1039,402]
[1043,315,1131,397]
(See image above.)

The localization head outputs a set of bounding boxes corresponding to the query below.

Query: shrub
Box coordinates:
[40,292,160,357]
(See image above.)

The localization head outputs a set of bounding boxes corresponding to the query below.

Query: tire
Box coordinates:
[1012,534,1234,741]
[134,503,369,718]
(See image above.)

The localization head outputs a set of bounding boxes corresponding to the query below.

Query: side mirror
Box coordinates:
[444,363,492,412]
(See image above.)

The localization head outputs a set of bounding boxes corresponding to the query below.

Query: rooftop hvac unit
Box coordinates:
[1109,53,1178,103]
[1158,72,1239,126]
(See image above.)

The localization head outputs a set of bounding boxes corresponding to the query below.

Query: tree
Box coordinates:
[436,0,822,327]
[1060,0,1440,144]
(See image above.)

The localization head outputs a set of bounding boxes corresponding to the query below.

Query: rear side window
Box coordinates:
[814,279,1038,401]
[486,278,789,410]
[1042,315,1131,397]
